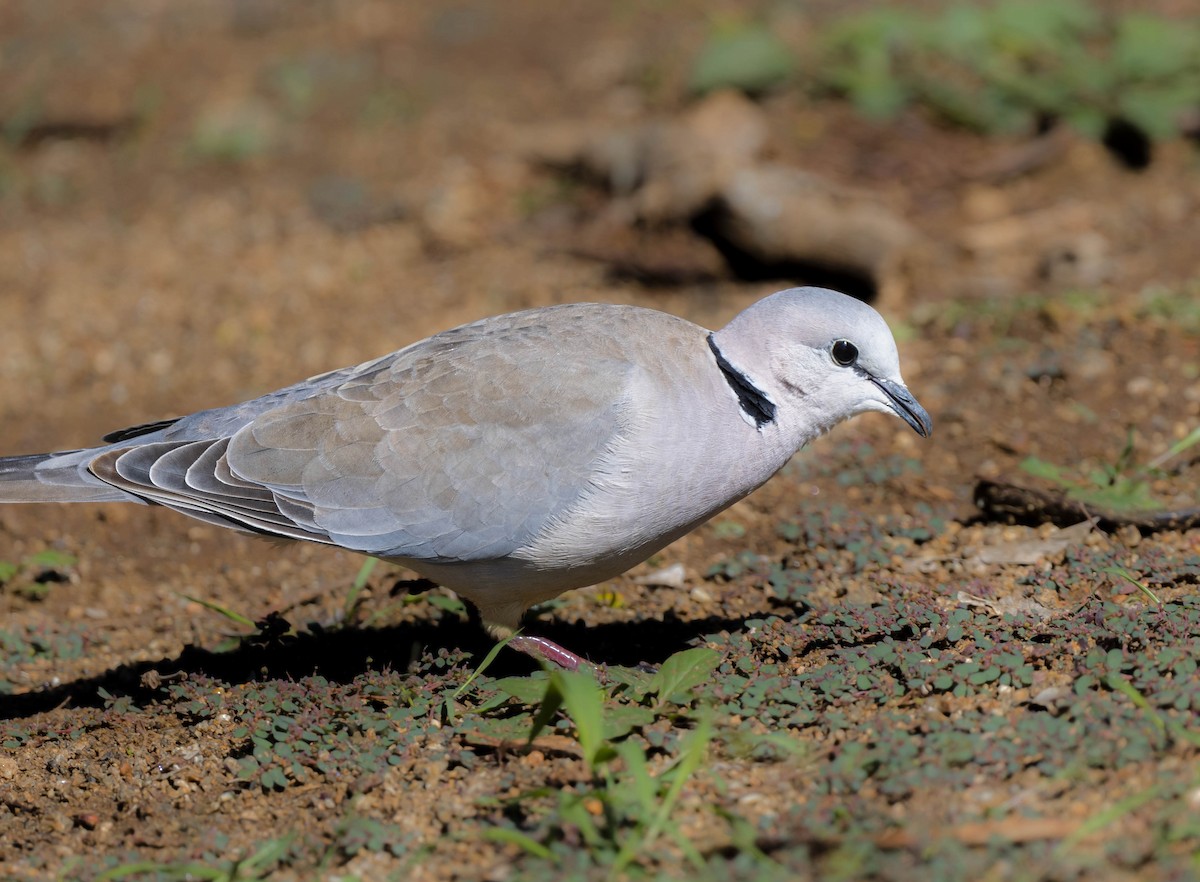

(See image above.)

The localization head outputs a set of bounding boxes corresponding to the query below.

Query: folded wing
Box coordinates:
[90,307,642,562]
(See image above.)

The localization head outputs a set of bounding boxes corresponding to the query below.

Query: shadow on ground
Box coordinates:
[0,610,752,720]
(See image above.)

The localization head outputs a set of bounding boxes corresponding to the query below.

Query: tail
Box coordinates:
[0,448,137,503]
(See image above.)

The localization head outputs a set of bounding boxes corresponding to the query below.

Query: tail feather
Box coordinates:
[0,449,138,503]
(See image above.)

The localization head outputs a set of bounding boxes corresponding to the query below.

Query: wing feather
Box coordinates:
[80,304,687,563]
[224,307,639,560]
[89,442,335,543]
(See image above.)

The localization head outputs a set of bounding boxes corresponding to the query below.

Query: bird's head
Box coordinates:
[710,287,932,442]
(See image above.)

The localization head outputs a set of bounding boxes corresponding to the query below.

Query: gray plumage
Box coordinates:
[0,287,930,644]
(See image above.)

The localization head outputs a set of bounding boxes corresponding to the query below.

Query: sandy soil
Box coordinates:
[0,2,1197,880]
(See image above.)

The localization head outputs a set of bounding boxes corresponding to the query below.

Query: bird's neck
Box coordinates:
[706,334,777,430]
[706,331,836,463]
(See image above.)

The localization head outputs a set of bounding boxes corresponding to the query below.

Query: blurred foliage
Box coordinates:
[815,1,1200,140]
[0,549,76,607]
[0,624,87,694]
[694,2,1200,145]
[187,101,278,163]
[690,21,796,95]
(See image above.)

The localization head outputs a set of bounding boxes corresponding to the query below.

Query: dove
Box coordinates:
[0,287,930,668]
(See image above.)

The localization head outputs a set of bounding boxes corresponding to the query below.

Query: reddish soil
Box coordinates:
[0,3,1197,880]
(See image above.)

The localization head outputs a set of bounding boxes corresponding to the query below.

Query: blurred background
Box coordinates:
[0,1,1198,876]
[1,1,1196,439]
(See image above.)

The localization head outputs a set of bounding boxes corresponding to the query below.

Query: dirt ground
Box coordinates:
[0,2,1198,880]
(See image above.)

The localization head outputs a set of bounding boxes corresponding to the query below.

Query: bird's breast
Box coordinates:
[511,375,790,574]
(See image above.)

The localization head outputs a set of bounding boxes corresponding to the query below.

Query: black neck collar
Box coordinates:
[707,334,776,428]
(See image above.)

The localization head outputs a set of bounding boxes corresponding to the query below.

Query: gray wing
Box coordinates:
[89,306,650,561]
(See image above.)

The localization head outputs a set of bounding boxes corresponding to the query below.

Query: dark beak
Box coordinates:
[871,377,933,438]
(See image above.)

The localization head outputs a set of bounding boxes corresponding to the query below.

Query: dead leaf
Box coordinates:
[967,519,1096,566]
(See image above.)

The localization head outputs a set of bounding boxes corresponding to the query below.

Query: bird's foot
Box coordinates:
[508,634,586,671]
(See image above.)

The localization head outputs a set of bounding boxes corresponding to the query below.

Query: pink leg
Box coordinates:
[508,634,585,671]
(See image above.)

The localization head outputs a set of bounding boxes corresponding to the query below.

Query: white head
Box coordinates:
[709,287,932,446]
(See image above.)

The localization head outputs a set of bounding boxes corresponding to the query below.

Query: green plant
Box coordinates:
[1021,426,1199,512]
[488,661,719,877]
[441,633,513,725]
[1103,565,1161,605]
[267,59,320,117]
[814,1,1200,143]
[690,20,795,95]
[179,592,257,629]
[96,836,295,881]
[0,548,76,600]
[182,670,433,792]
[0,625,87,692]
[177,591,282,653]
[1137,282,1200,334]
[457,649,730,875]
[188,103,276,163]
[340,557,378,623]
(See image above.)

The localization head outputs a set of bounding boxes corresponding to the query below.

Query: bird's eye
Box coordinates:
[831,339,859,367]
